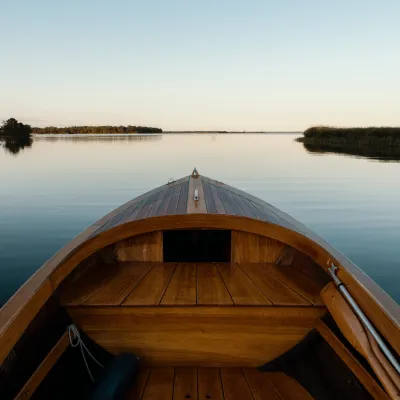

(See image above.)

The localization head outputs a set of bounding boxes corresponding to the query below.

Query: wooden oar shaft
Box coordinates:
[321,283,400,399]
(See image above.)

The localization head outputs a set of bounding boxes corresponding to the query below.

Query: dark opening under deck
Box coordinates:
[163,230,231,262]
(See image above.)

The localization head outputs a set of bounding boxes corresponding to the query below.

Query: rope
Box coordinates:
[68,324,104,382]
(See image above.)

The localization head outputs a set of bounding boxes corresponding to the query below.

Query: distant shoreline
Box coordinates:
[33,131,301,137]
[296,126,400,161]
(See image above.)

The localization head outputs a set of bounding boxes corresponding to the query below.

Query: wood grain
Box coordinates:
[231,231,286,263]
[66,306,324,366]
[220,368,254,400]
[261,262,324,305]
[161,263,197,305]
[238,263,311,306]
[122,263,177,306]
[115,232,163,262]
[15,332,69,399]
[187,176,207,213]
[84,262,154,305]
[141,367,175,400]
[2,200,400,366]
[264,372,315,400]
[173,367,198,400]
[198,368,224,400]
[197,263,233,305]
[59,263,119,306]
[242,368,281,400]
[217,263,272,305]
[315,318,389,400]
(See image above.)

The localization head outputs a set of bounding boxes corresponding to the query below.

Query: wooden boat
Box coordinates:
[1,169,399,400]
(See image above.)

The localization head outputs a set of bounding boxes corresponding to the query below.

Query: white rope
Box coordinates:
[68,324,105,382]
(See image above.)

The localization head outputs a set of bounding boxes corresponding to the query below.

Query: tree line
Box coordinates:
[0,118,33,154]
[32,125,163,134]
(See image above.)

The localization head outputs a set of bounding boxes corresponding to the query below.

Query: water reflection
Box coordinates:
[299,141,400,162]
[1,135,33,155]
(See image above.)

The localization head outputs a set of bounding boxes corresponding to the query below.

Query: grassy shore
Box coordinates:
[296,126,400,160]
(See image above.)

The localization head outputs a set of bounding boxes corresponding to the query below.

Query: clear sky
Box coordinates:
[1,0,400,131]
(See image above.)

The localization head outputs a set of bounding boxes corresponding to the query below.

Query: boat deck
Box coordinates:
[59,262,326,307]
[126,367,314,400]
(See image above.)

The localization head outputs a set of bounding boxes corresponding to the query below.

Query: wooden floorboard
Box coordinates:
[238,263,311,306]
[123,263,177,306]
[161,263,197,305]
[197,263,233,305]
[220,368,254,400]
[242,368,281,400]
[173,367,198,400]
[216,263,272,305]
[131,368,315,400]
[261,262,324,306]
[198,368,224,400]
[61,262,319,308]
[83,262,154,305]
[141,368,175,400]
[264,372,315,400]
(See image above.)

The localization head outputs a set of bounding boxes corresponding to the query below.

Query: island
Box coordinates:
[296,126,400,161]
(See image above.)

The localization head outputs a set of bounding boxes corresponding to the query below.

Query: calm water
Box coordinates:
[1,134,399,305]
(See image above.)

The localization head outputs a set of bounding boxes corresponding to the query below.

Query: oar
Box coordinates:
[321,283,400,399]
[366,329,400,392]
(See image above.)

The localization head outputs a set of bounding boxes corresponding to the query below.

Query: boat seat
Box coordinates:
[125,367,315,399]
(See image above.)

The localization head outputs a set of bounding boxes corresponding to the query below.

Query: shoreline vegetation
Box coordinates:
[296,126,400,160]
[32,125,163,134]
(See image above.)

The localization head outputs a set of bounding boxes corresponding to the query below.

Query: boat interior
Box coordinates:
[0,172,399,400]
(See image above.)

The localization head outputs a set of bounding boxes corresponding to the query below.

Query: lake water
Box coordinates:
[1,134,399,306]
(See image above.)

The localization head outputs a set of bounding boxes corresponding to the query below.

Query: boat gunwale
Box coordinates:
[0,212,399,365]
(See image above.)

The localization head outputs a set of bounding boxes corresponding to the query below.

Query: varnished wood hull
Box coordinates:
[0,172,398,399]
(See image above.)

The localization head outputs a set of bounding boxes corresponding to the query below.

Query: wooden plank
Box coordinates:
[84,262,154,305]
[3,210,399,369]
[141,367,175,400]
[115,232,163,262]
[67,306,324,366]
[161,263,197,305]
[215,186,236,215]
[259,236,286,263]
[167,184,182,215]
[147,189,168,218]
[197,263,233,305]
[202,181,217,213]
[15,332,69,399]
[220,368,254,400]
[187,176,207,213]
[198,368,224,400]
[125,367,151,400]
[261,263,324,306]
[59,262,117,306]
[157,187,175,216]
[264,372,315,400]
[209,183,226,214]
[223,190,246,217]
[176,180,189,214]
[242,368,281,400]
[238,263,311,306]
[123,263,177,305]
[232,231,286,263]
[173,367,198,400]
[315,318,389,400]
[231,231,260,263]
[217,263,272,305]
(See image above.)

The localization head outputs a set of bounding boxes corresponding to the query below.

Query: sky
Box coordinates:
[1,0,400,131]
